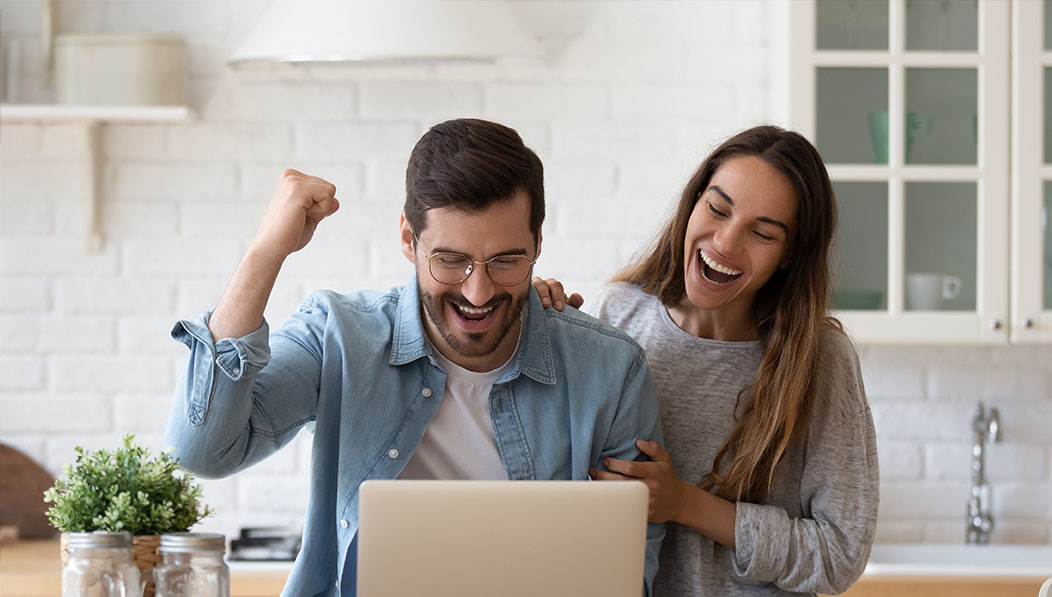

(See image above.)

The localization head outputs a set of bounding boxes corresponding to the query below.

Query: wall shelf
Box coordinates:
[0,103,190,122]
[0,103,191,251]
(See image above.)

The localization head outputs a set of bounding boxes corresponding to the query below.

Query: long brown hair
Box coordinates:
[615,125,841,502]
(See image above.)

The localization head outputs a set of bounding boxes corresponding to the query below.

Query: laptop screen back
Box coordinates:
[356,480,649,597]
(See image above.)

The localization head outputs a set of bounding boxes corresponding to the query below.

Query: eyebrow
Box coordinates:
[707,185,791,234]
[430,246,530,259]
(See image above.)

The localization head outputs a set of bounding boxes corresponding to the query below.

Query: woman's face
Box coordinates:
[681,155,798,318]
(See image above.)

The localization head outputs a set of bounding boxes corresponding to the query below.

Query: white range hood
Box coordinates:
[229,0,543,65]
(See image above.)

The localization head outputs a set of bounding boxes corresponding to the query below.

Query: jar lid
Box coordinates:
[160,532,226,553]
[66,532,133,549]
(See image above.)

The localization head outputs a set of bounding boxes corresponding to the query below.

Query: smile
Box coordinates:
[452,302,497,322]
[698,249,742,285]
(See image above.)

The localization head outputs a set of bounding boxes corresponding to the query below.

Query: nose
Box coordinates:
[459,264,497,306]
[713,222,745,257]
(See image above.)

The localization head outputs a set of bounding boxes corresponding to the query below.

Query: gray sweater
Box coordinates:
[586,283,878,597]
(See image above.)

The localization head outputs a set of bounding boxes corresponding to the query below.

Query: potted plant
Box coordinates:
[44,434,213,597]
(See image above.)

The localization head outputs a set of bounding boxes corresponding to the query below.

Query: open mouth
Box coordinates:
[698,249,742,285]
[452,302,496,322]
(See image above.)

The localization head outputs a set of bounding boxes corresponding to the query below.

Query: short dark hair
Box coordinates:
[404,118,544,241]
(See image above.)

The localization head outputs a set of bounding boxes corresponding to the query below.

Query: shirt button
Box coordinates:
[388,448,399,459]
[340,519,349,529]
[421,387,432,398]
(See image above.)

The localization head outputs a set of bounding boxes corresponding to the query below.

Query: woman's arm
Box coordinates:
[592,440,737,549]
[596,333,879,594]
[731,334,879,594]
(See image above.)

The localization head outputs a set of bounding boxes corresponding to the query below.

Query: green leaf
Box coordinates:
[43,434,213,534]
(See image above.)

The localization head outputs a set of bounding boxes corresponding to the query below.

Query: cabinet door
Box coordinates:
[1011,0,1052,342]
[790,0,1010,343]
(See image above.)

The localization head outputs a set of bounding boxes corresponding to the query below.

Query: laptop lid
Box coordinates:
[356,480,649,597]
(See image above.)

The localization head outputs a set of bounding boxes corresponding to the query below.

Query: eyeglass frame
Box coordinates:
[413,235,538,287]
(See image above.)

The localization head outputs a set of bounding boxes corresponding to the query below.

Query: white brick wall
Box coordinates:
[862,345,1052,543]
[1,0,1049,547]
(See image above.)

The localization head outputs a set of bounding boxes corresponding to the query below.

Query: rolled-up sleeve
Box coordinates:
[165,302,325,479]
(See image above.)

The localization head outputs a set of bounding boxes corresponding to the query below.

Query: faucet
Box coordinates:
[966,402,1001,544]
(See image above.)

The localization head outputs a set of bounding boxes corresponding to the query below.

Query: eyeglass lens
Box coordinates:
[428,253,532,286]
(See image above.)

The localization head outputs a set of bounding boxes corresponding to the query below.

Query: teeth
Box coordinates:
[457,304,495,315]
[698,249,742,276]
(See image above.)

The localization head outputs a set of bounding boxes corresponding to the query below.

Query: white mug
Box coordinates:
[905,273,962,310]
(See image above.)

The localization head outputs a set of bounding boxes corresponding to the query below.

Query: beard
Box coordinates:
[419,283,528,360]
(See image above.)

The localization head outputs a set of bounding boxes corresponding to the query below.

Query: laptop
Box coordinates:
[356,480,649,597]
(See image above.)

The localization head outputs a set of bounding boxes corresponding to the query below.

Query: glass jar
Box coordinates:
[154,532,229,597]
[62,532,142,597]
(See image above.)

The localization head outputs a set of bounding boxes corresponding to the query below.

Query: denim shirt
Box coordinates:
[164,277,664,597]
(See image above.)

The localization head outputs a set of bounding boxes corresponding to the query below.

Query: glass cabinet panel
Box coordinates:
[1046,68,1052,164]
[905,0,978,51]
[795,0,1010,342]
[816,0,889,50]
[1045,182,1052,310]
[905,68,977,164]
[904,182,977,311]
[833,182,888,311]
[1045,0,1052,50]
[816,68,888,164]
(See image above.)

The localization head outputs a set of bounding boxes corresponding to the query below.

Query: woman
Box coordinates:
[536,125,878,596]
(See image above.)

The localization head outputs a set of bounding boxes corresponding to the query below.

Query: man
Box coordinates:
[164,118,663,596]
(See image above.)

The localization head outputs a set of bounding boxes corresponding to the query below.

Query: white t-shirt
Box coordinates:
[396,332,520,481]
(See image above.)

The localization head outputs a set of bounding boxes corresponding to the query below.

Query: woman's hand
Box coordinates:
[531,276,584,311]
[589,440,687,524]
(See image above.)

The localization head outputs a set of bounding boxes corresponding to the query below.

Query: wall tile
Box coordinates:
[0,356,45,390]
[0,277,50,312]
[878,442,924,480]
[112,162,239,201]
[51,355,174,393]
[0,394,111,433]
[360,82,484,119]
[486,82,608,121]
[55,278,176,315]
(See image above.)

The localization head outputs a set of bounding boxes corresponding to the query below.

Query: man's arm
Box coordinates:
[596,354,665,597]
[164,169,339,477]
[209,169,340,341]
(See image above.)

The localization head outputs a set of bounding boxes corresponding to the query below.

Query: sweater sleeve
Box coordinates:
[731,332,879,595]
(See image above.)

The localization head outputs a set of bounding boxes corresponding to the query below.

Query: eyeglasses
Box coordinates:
[420,250,537,287]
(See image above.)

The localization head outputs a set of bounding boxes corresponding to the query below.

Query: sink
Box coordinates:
[866,544,1052,577]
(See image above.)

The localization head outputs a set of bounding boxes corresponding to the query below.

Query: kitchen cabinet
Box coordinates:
[0,103,191,251]
[788,0,1052,343]
[826,576,1049,597]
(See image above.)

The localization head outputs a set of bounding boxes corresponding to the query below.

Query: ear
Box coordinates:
[399,212,416,264]
[534,229,543,261]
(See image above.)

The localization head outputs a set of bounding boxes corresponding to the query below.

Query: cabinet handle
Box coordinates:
[1022,318,1034,329]
[990,319,1002,330]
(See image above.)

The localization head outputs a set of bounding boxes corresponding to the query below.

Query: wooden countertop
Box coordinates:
[0,540,290,597]
[7,539,1046,597]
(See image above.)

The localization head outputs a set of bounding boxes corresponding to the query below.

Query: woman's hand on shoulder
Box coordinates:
[589,440,687,524]
[531,276,584,311]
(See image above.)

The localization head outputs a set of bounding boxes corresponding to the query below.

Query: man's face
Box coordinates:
[400,190,540,372]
